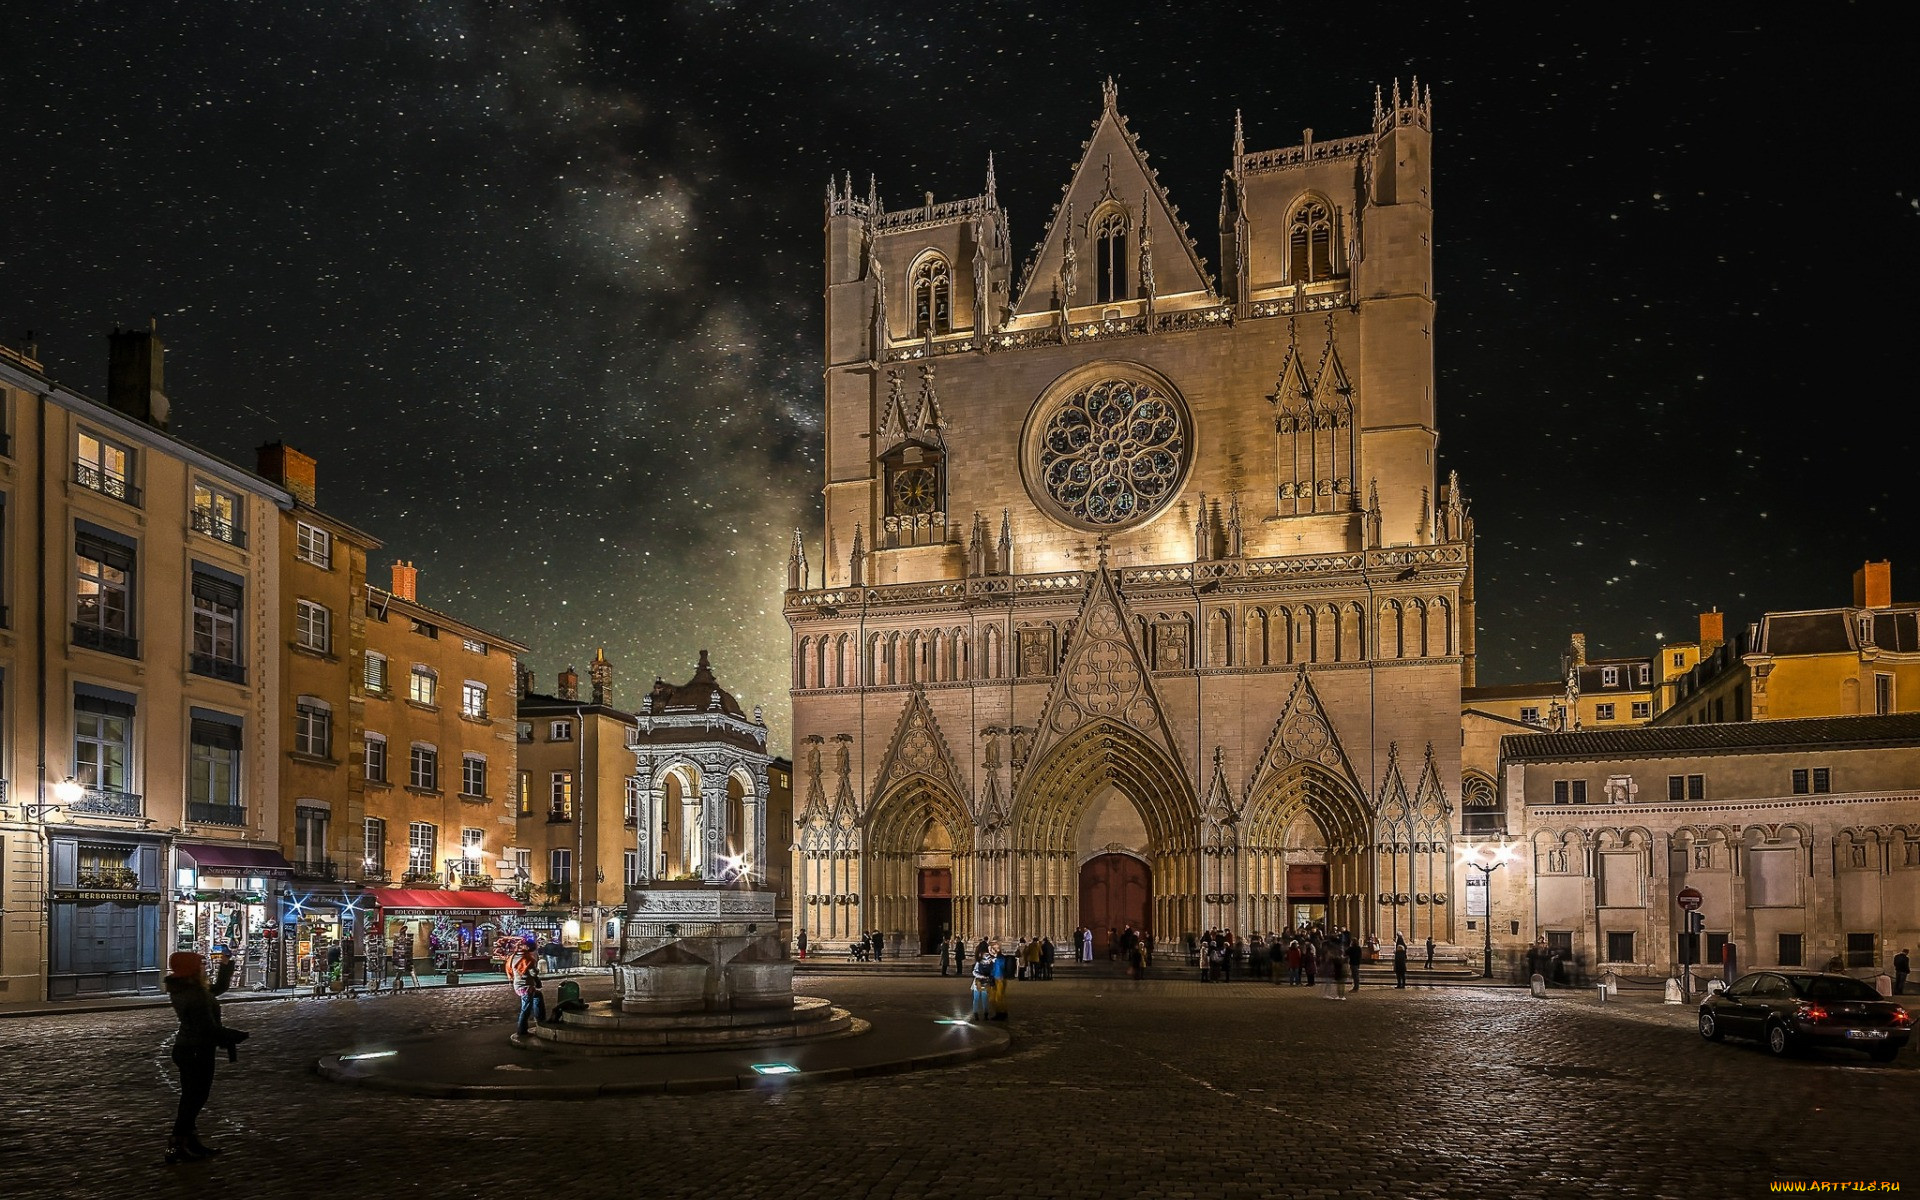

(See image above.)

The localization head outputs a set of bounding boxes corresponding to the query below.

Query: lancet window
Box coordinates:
[1091,206,1129,303]
[1287,198,1337,283]
[911,254,951,336]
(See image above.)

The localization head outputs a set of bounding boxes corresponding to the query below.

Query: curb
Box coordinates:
[0,968,608,1020]
[313,1023,1012,1099]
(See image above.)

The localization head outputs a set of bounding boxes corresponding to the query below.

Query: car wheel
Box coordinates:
[1867,1046,1898,1064]
[1699,1010,1723,1041]
[1766,1021,1794,1057]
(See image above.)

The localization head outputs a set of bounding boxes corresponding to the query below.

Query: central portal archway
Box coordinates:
[1079,853,1152,949]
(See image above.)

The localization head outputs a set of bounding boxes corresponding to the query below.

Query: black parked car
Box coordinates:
[1699,970,1912,1062]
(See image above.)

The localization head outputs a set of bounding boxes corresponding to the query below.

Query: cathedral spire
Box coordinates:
[1138,188,1156,309]
[787,528,808,591]
[998,509,1013,576]
[985,152,997,205]
[849,522,865,587]
[1232,108,1245,168]
[1193,493,1211,562]
[1226,493,1243,558]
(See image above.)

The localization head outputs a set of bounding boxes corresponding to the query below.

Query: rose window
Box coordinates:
[1034,377,1186,527]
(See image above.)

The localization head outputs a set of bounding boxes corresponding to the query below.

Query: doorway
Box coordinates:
[1079,853,1153,941]
[918,868,952,954]
[1287,864,1329,932]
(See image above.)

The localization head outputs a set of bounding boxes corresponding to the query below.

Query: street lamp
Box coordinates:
[1458,839,1517,979]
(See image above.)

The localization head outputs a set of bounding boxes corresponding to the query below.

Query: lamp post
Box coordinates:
[1458,840,1516,979]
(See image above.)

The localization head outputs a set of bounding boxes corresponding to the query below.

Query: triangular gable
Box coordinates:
[867,687,970,815]
[798,740,831,828]
[978,773,1008,832]
[1027,553,1184,773]
[1313,336,1353,409]
[1202,746,1236,826]
[1413,742,1451,830]
[877,368,911,439]
[830,735,859,827]
[1012,80,1215,317]
[1268,335,1313,414]
[1245,664,1366,803]
[1376,743,1410,830]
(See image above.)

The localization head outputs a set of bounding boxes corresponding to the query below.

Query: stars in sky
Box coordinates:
[3,6,1913,744]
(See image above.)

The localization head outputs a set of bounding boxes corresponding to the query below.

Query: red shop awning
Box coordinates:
[368,889,524,917]
[178,842,294,876]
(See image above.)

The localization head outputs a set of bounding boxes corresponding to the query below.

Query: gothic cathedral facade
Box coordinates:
[786,81,1476,953]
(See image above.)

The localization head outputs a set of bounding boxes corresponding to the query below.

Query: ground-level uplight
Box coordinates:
[749,1062,799,1076]
[338,1051,397,1062]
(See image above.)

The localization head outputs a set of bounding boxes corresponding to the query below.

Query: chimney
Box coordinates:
[1853,560,1892,610]
[1568,632,1587,667]
[1698,608,1725,650]
[517,664,535,699]
[557,667,579,701]
[256,441,318,506]
[390,560,418,602]
[107,322,170,428]
[589,648,612,707]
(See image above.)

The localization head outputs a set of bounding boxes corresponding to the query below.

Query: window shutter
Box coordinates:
[191,572,243,609]
[190,718,242,750]
[76,533,134,572]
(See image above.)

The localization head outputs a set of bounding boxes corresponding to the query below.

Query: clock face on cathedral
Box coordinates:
[1022,363,1192,532]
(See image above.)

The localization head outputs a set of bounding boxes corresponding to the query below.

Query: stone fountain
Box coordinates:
[529,882,858,1054]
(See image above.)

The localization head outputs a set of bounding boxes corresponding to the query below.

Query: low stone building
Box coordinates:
[1500,713,1920,981]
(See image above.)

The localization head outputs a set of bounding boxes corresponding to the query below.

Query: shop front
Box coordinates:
[369,888,525,980]
[174,842,295,990]
[46,829,169,1000]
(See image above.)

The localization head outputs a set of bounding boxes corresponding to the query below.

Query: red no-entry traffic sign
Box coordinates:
[1676,887,1703,911]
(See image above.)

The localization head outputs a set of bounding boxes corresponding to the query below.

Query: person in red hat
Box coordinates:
[164,949,245,1162]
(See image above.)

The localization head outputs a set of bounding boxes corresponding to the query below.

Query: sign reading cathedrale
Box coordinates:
[1465,875,1488,918]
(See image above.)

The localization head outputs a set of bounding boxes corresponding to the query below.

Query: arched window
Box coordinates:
[1288,199,1335,283]
[1092,206,1128,303]
[912,254,951,336]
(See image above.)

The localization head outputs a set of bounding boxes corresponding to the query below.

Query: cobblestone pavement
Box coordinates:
[2,974,1914,1198]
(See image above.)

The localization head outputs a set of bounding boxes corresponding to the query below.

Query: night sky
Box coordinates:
[4,5,1913,751]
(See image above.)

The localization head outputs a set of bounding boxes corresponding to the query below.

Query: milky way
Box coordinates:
[3,5,1913,751]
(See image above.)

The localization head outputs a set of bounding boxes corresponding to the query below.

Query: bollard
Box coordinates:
[1530,973,1547,998]
[1595,982,1608,1005]
[1601,970,1620,998]
[1664,978,1684,1005]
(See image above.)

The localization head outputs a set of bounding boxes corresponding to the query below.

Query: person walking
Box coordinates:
[969,946,993,1022]
[1895,948,1911,995]
[1346,937,1363,992]
[939,935,952,977]
[1393,935,1409,989]
[989,940,1014,1020]
[1424,935,1435,972]
[164,949,245,1162]
[1039,935,1055,981]
[796,929,809,960]
[507,935,546,1046]
[953,934,968,972]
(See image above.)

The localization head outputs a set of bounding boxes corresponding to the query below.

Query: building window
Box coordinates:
[407,822,437,872]
[550,849,572,886]
[411,618,438,639]
[364,817,386,877]
[462,637,487,655]
[1667,774,1705,802]
[461,681,487,720]
[517,771,532,817]
[76,430,138,503]
[1600,666,1619,688]
[1595,703,1615,722]
[295,600,330,653]
[1519,706,1541,725]
[1705,931,1730,967]
[1875,673,1893,715]
[190,573,243,681]
[549,720,573,742]
[1637,663,1650,685]
[1672,652,1685,668]
[188,717,241,821]
[1287,199,1334,282]
[1846,932,1877,969]
[550,771,574,820]
[294,698,332,758]
[624,776,642,824]
[1551,779,1587,805]
[409,665,437,706]
[1605,931,1635,963]
[461,826,484,859]
[461,753,486,798]
[364,652,388,695]
[1791,768,1833,796]
[624,850,640,888]
[296,521,332,568]
[75,531,136,653]
[1091,206,1128,303]
[516,721,532,743]
[1777,932,1803,967]
[410,745,438,791]
[1630,701,1651,720]
[364,733,387,783]
[513,848,532,881]
[911,254,951,336]
[294,806,329,865]
[191,481,243,545]
[73,696,133,797]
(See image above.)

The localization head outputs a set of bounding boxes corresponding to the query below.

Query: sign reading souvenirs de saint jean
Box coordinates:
[1465,875,1488,917]
[626,887,775,923]
[1676,887,1703,912]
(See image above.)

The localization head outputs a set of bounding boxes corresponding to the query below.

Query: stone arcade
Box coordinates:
[786,81,1477,954]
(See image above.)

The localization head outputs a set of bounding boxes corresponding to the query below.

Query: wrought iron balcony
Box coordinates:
[74,461,141,506]
[361,867,391,884]
[190,507,247,547]
[189,653,248,684]
[291,859,338,881]
[72,622,139,658]
[547,809,573,824]
[188,802,246,826]
[70,787,143,817]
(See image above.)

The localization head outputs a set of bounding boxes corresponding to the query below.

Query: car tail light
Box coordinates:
[1893,1008,1913,1026]
[1797,1003,1830,1023]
